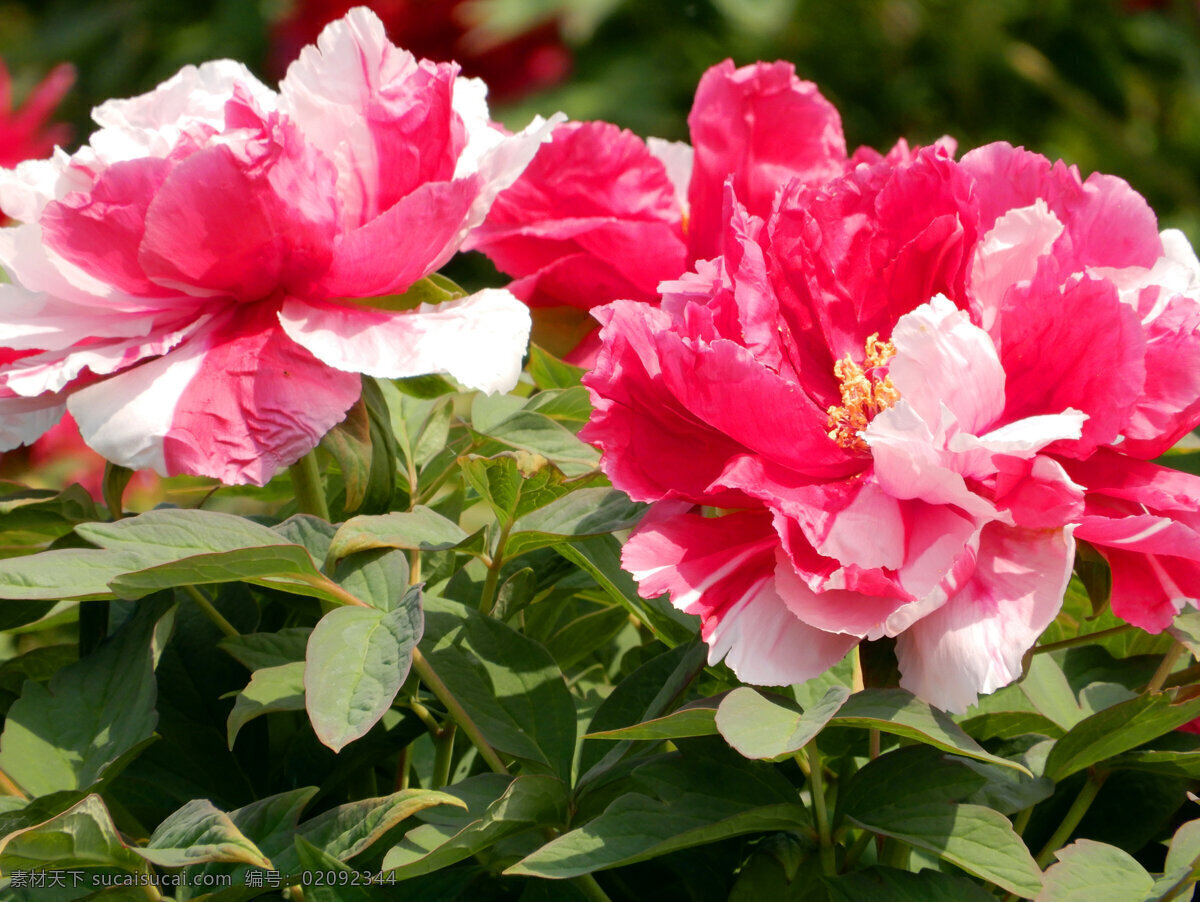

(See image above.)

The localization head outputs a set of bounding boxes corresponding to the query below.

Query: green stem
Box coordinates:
[404,698,442,736]
[289,451,330,520]
[1032,624,1135,656]
[412,648,508,775]
[1035,769,1108,869]
[479,520,513,616]
[1148,641,1187,693]
[804,743,837,877]
[395,744,411,791]
[1012,804,1034,838]
[182,585,240,638]
[842,829,874,871]
[570,873,614,902]
[432,724,457,789]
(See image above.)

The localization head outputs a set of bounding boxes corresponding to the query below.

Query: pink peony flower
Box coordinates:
[571,64,1200,712]
[269,0,570,103]
[0,59,73,173]
[0,8,557,485]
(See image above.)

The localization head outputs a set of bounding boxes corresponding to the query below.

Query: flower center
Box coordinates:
[826,333,900,452]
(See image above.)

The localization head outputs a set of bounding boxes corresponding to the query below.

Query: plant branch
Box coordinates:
[1032,624,1135,656]
[289,451,330,520]
[479,520,513,616]
[411,648,508,775]
[1147,641,1188,693]
[804,743,837,877]
[1035,768,1108,869]
[182,585,240,638]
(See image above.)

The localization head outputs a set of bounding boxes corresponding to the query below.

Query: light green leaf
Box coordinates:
[716,686,850,761]
[135,799,270,868]
[845,803,1041,897]
[1044,693,1200,782]
[1021,654,1086,730]
[1035,839,1153,901]
[226,662,306,748]
[505,488,645,558]
[1166,818,1200,877]
[0,794,144,872]
[830,689,1031,774]
[331,547,410,612]
[471,410,600,476]
[326,507,470,565]
[383,775,567,879]
[337,274,463,312]
[584,704,719,742]
[460,451,589,525]
[528,344,585,389]
[304,588,423,752]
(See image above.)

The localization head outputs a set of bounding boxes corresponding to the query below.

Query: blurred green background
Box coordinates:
[3,0,1200,239]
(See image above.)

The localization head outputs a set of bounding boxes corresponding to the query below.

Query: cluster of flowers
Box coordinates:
[2,8,1198,712]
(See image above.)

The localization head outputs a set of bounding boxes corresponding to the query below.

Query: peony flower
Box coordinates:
[0,59,73,173]
[466,60,870,360]
[0,8,557,486]
[270,0,570,103]
[573,64,1200,712]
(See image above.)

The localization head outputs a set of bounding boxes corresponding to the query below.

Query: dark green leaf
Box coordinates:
[493,567,537,621]
[293,835,390,901]
[824,867,996,902]
[838,746,988,821]
[0,482,100,558]
[219,628,311,672]
[304,587,423,752]
[421,594,576,780]
[0,601,171,796]
[507,755,809,878]
[716,686,849,761]
[382,775,568,879]
[1044,692,1200,782]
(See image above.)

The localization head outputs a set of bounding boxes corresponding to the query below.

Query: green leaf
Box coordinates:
[327,507,470,564]
[220,628,311,672]
[830,689,1031,775]
[959,711,1065,742]
[523,387,593,428]
[111,544,335,601]
[542,602,630,672]
[336,274,463,312]
[716,686,850,761]
[0,794,144,872]
[274,790,466,875]
[420,594,576,780]
[0,601,171,796]
[1021,655,1087,731]
[528,344,585,389]
[0,482,99,558]
[135,799,271,869]
[321,387,394,516]
[1035,839,1153,901]
[1166,818,1200,877]
[824,867,997,902]
[471,410,600,476]
[1044,692,1200,782]
[838,746,988,821]
[460,451,587,525]
[492,567,538,621]
[585,704,720,742]
[507,755,810,878]
[226,662,306,748]
[845,802,1041,897]
[331,547,410,612]
[293,835,387,901]
[556,536,698,647]
[382,775,567,879]
[304,587,424,752]
[1106,749,1200,778]
[506,488,645,558]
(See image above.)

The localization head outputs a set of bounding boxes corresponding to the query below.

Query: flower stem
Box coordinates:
[411,648,508,775]
[1031,624,1135,656]
[1035,768,1108,869]
[804,743,837,877]
[571,874,614,902]
[479,520,513,616]
[432,723,457,789]
[182,585,240,638]
[289,451,330,520]
[1147,641,1187,693]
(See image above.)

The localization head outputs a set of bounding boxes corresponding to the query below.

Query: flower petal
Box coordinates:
[279,288,530,394]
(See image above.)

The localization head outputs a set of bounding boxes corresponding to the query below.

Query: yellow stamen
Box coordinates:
[827,333,899,452]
